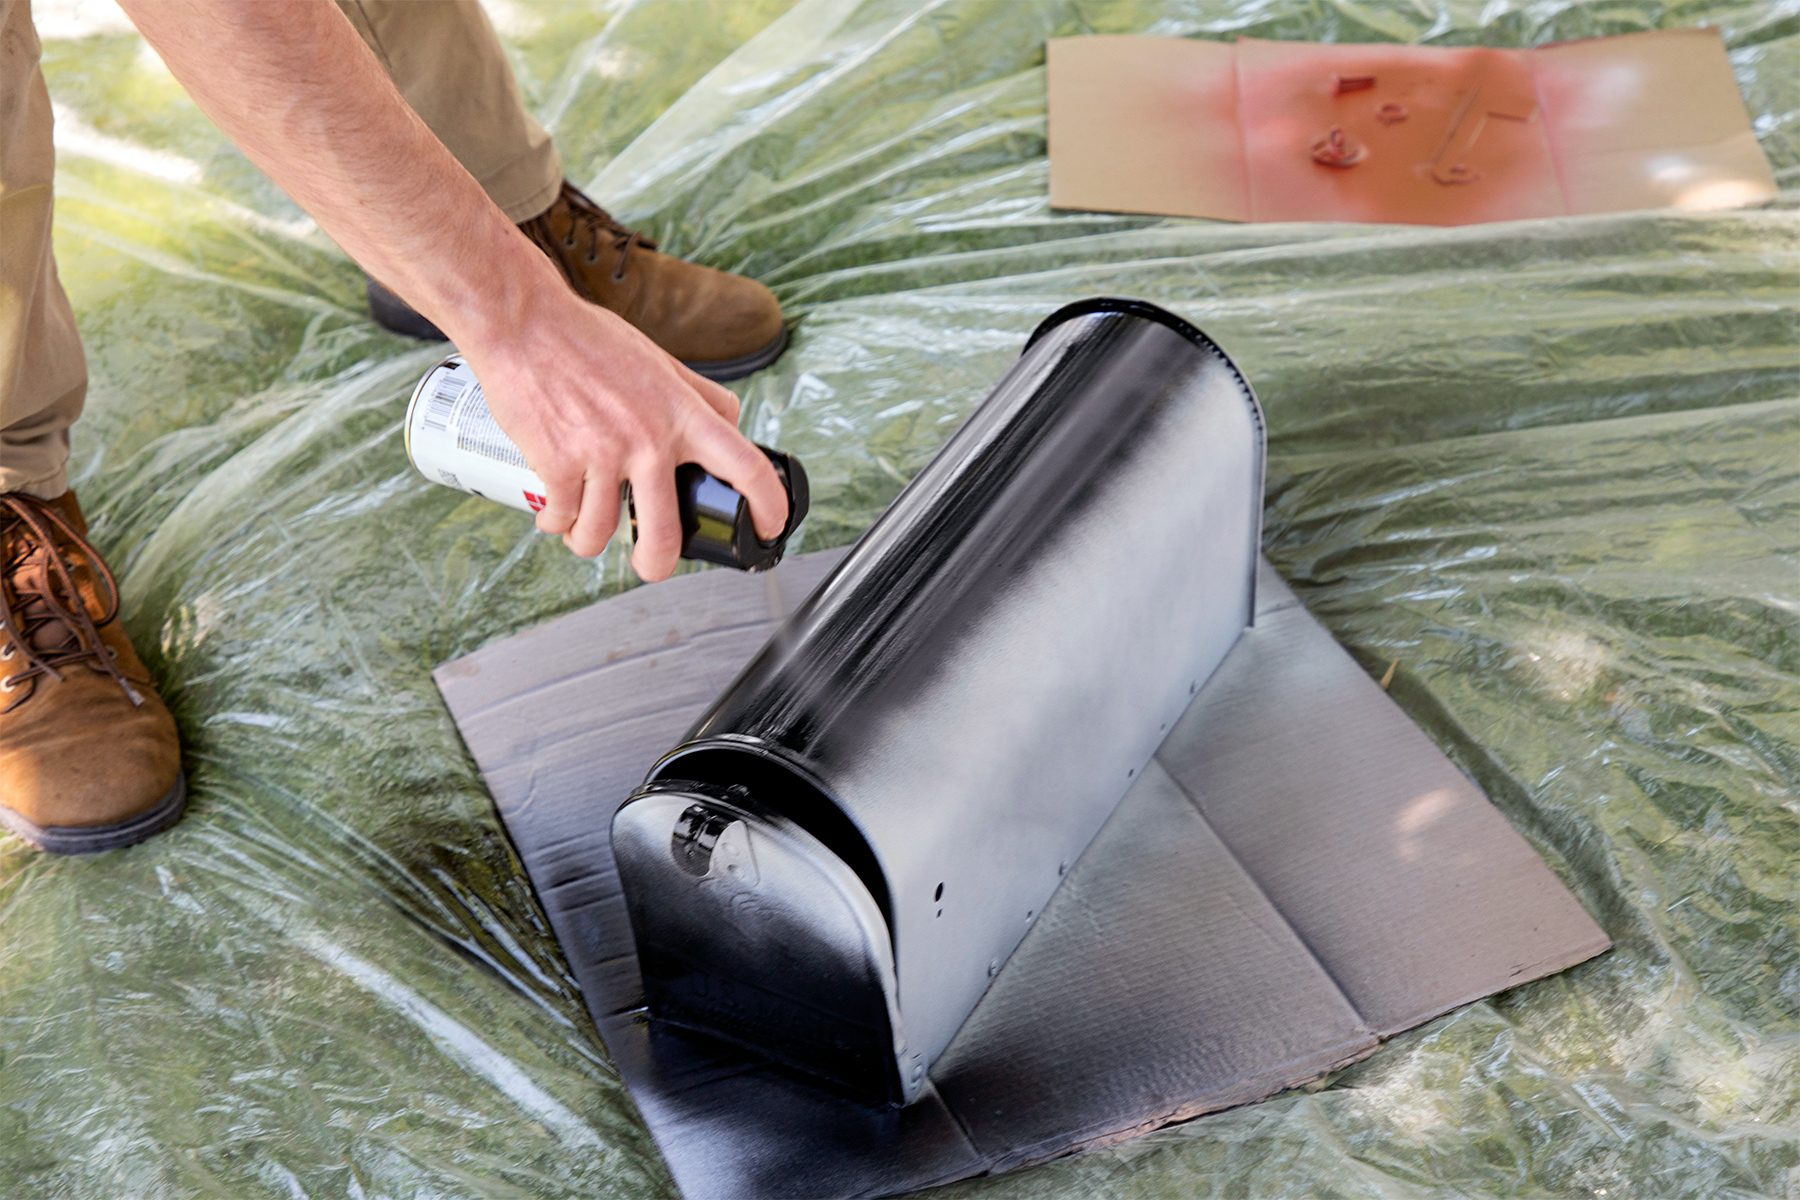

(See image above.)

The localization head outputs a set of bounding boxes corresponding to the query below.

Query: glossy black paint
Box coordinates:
[613,298,1266,1105]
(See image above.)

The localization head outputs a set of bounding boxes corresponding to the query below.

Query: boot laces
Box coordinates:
[0,494,143,713]
[524,182,657,284]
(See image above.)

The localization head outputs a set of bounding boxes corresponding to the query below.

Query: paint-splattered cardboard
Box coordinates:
[1047,30,1775,225]
[435,551,1609,1198]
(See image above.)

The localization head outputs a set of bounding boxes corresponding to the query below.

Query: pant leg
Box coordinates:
[0,0,84,500]
[337,0,562,223]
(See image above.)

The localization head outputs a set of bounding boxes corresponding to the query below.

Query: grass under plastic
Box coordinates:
[4,1,1795,1195]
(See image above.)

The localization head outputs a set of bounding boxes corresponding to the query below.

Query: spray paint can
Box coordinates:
[405,355,808,571]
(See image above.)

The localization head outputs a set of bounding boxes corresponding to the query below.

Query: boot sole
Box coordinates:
[367,277,791,381]
[682,323,790,382]
[0,771,188,855]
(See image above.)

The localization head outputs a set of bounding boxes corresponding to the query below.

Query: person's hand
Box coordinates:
[459,285,788,581]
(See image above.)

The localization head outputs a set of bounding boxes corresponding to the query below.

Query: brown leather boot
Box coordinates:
[367,182,788,382]
[0,491,185,854]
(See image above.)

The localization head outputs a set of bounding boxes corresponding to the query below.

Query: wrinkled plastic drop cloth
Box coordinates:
[4,0,1795,1196]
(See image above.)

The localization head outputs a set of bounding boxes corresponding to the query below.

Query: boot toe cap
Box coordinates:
[674,271,788,379]
[696,270,786,356]
[2,685,183,833]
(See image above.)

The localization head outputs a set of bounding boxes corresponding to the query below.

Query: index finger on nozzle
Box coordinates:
[688,416,789,542]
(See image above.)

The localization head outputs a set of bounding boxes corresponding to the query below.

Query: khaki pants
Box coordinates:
[0,0,562,498]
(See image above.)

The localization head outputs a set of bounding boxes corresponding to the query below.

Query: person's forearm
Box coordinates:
[116,0,554,349]
[115,0,789,574]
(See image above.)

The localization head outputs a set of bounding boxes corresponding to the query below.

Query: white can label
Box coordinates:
[405,356,548,514]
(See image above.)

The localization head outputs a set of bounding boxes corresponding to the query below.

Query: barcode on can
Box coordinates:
[408,356,546,516]
[423,375,467,432]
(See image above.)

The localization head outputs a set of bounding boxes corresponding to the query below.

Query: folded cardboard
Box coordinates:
[436,550,1609,1198]
[1047,29,1776,225]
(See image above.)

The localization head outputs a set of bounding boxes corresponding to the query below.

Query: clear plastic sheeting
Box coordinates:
[4,0,1795,1196]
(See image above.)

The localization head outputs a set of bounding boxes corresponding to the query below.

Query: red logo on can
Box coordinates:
[523,491,547,512]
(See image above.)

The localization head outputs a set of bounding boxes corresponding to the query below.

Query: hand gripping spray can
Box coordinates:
[405,355,808,572]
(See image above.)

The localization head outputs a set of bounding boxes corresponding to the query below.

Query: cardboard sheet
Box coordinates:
[1047,29,1777,225]
[435,552,1610,1198]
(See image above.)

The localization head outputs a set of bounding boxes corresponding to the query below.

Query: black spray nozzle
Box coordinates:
[628,446,809,572]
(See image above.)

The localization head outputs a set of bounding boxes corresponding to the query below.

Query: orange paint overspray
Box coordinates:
[1235,40,1560,226]
[1048,30,1776,226]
